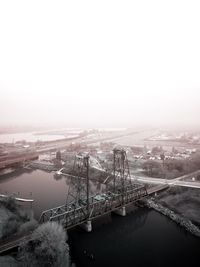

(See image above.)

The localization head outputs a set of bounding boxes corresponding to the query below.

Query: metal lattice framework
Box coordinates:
[39,148,148,228]
[66,153,89,209]
[39,184,147,227]
[112,147,132,193]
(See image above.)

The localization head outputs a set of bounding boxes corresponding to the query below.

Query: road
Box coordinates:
[134,170,200,189]
[36,130,148,154]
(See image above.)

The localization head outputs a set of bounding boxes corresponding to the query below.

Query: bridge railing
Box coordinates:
[39,184,148,229]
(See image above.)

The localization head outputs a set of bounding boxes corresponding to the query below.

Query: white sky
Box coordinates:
[0,0,200,128]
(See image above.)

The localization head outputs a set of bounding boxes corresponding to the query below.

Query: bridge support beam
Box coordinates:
[113,206,126,217]
[80,220,92,232]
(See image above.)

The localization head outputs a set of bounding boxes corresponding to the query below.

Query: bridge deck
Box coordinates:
[41,184,147,227]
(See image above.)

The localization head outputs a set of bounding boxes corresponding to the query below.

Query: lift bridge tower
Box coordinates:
[66,153,90,215]
[66,148,133,209]
[109,147,132,194]
[39,148,147,229]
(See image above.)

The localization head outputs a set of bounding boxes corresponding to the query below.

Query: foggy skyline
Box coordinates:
[0,1,200,128]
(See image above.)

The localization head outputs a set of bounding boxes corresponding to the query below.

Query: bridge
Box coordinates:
[0,148,168,254]
[39,184,167,232]
[39,185,148,230]
[40,149,147,231]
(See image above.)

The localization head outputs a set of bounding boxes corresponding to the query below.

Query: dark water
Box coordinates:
[0,169,103,218]
[69,209,200,267]
[0,169,68,218]
[0,170,199,266]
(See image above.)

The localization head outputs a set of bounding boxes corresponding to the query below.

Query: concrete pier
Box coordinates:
[113,206,126,216]
[80,220,92,232]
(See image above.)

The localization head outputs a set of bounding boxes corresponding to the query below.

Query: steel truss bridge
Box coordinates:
[39,148,148,230]
[0,148,168,253]
[39,184,147,228]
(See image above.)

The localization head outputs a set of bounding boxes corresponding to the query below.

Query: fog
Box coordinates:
[0,1,200,128]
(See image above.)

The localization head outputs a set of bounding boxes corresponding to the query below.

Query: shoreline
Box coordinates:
[145,198,200,238]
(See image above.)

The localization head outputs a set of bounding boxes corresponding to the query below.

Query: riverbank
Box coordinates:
[156,187,200,227]
[0,168,34,184]
[146,198,200,238]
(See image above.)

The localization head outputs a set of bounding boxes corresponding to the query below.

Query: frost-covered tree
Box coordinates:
[0,196,37,240]
[19,222,70,267]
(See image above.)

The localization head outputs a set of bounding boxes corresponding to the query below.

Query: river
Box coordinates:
[0,169,199,266]
[69,209,200,267]
[0,132,67,143]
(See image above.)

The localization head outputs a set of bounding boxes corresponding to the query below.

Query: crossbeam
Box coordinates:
[39,183,147,229]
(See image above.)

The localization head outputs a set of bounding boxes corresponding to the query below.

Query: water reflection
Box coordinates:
[0,169,108,219]
[0,170,68,219]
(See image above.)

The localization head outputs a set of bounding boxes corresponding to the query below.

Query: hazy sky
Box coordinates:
[0,0,200,128]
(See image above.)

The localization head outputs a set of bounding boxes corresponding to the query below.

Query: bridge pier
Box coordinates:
[80,220,92,232]
[113,206,126,217]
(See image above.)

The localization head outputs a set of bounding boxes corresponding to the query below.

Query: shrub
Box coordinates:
[19,222,70,267]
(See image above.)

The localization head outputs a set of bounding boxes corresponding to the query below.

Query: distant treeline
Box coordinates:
[142,153,200,179]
